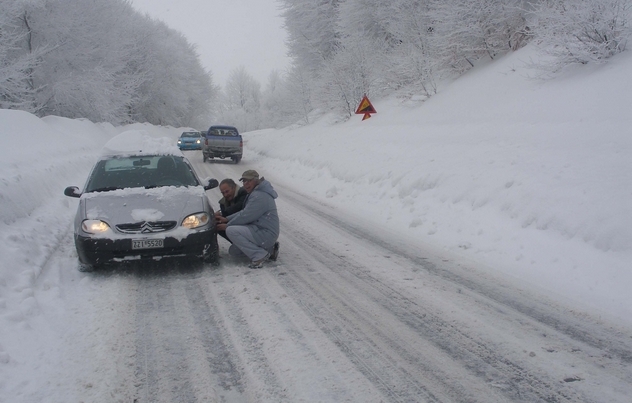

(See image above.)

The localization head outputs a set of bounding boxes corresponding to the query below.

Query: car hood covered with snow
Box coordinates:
[80,186,208,231]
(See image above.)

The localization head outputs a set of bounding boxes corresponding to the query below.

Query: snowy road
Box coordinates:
[36,153,631,403]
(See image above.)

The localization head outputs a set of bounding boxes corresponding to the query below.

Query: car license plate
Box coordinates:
[132,239,164,250]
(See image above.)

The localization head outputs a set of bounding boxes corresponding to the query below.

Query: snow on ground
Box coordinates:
[0,44,630,398]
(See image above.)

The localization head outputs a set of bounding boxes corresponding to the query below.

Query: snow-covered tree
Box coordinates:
[337,0,401,47]
[129,18,215,127]
[335,1,407,95]
[0,0,43,111]
[280,0,342,75]
[372,0,438,97]
[0,0,216,126]
[260,70,287,128]
[429,0,528,73]
[530,0,632,74]
[11,0,148,123]
[315,39,388,116]
[225,66,261,113]
[281,64,314,125]
[217,66,262,132]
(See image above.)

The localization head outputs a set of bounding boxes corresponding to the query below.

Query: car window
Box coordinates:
[85,155,199,192]
[209,127,238,136]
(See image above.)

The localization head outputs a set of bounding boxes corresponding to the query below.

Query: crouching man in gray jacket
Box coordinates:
[216,170,280,268]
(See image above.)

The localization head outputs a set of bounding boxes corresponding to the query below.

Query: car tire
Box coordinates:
[78,260,98,272]
[202,235,220,266]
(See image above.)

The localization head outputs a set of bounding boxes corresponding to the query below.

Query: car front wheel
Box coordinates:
[78,260,99,272]
[202,236,220,266]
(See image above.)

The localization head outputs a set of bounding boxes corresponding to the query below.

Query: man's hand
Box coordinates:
[216,215,228,231]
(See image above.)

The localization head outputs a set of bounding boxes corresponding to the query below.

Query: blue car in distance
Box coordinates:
[177,131,203,150]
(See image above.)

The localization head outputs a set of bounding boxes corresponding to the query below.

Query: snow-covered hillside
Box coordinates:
[244,45,632,323]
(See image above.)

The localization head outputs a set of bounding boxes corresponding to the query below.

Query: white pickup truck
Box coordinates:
[201,125,243,164]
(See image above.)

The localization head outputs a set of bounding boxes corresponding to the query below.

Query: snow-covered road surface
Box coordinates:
[26,154,632,403]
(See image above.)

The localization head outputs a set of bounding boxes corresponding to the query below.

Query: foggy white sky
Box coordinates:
[130,0,291,88]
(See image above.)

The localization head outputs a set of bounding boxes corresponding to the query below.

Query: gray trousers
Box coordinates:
[226,225,270,262]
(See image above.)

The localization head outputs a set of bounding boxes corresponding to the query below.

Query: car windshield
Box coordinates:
[208,127,238,137]
[85,155,200,192]
[181,132,200,138]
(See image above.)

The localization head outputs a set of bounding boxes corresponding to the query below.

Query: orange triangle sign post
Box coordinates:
[355,94,377,121]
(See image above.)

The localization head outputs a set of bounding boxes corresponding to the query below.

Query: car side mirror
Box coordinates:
[64,186,81,198]
[204,178,219,190]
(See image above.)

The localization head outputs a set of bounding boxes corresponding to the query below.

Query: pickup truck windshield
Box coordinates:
[209,128,238,136]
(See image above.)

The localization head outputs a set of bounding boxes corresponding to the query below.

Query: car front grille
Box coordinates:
[116,221,177,234]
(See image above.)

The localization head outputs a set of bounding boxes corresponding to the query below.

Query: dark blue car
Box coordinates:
[177,131,203,150]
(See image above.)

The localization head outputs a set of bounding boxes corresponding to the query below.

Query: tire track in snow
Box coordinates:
[212,263,386,402]
[275,228,510,402]
[206,269,293,403]
[286,188,632,367]
[133,269,200,403]
[180,274,247,401]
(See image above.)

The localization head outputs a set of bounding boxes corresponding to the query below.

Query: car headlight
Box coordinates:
[181,213,210,229]
[195,139,201,144]
[82,219,111,234]
[177,140,182,144]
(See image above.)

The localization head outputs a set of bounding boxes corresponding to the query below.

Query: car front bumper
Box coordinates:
[203,149,242,158]
[75,229,216,266]
[178,143,202,150]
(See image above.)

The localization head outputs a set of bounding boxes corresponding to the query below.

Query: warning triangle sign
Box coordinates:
[355,95,377,115]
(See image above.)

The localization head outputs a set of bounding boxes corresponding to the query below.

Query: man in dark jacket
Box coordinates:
[216,170,280,268]
[215,178,248,243]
